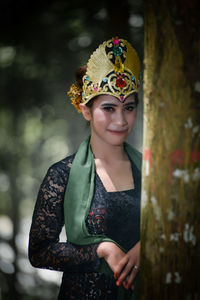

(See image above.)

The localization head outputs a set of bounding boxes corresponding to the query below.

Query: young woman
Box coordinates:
[29,37,142,300]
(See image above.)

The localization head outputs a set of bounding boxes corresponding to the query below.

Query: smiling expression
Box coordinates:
[81,94,137,147]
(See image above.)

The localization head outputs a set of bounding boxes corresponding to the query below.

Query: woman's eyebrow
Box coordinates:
[101,103,118,107]
[124,101,136,106]
[100,101,136,107]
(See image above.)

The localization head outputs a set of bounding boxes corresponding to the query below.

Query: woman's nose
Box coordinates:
[113,110,128,126]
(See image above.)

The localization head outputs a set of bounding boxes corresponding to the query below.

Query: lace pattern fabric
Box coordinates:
[58,272,117,300]
[29,155,100,273]
[85,162,141,251]
[29,153,141,299]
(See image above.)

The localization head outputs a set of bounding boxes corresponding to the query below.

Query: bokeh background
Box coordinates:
[0,0,144,299]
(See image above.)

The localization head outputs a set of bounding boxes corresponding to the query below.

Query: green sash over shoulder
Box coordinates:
[64,136,142,299]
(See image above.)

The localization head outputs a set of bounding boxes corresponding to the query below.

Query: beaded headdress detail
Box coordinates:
[68,37,140,111]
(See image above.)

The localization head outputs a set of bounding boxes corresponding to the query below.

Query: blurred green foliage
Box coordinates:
[0,0,143,299]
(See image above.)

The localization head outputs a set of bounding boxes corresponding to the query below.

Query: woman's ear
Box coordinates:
[79,103,92,121]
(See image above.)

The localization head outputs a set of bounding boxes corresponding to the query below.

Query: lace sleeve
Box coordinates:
[28,157,100,273]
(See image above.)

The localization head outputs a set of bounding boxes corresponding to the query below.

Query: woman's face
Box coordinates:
[81,94,137,146]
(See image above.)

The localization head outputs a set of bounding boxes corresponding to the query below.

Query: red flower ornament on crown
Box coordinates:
[116,74,127,88]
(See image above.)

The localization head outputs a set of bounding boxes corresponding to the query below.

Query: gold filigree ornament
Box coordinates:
[82,37,141,104]
[67,83,82,113]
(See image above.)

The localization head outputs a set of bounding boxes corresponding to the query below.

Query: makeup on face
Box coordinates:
[100,101,136,111]
[88,94,137,145]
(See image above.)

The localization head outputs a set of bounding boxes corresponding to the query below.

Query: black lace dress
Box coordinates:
[28,154,141,300]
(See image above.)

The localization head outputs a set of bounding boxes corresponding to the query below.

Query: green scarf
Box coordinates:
[64,136,142,299]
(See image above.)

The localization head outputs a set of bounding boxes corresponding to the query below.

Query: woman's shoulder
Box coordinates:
[46,153,76,178]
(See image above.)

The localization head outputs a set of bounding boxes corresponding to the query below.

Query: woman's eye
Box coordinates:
[103,107,114,112]
[125,106,135,111]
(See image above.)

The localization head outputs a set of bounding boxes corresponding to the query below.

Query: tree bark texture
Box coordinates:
[140,0,200,299]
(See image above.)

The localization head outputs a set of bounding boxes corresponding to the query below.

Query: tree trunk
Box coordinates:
[140,0,200,299]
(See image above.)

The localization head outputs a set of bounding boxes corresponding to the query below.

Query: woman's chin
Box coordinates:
[105,132,129,145]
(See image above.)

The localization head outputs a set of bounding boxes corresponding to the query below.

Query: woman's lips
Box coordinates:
[107,129,128,135]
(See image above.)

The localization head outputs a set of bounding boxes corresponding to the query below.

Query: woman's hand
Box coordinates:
[114,241,140,290]
[97,241,140,290]
[97,242,126,273]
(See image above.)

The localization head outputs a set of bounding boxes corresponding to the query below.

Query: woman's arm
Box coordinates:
[28,160,100,273]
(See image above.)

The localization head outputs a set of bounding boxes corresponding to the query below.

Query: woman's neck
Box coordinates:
[90,134,128,163]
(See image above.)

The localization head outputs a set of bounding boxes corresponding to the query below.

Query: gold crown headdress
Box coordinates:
[68,37,141,111]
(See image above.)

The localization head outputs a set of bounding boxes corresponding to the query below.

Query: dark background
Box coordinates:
[0,0,144,299]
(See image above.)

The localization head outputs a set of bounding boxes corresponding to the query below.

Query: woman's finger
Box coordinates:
[126,265,139,289]
[116,260,134,285]
[122,275,135,291]
[114,256,129,280]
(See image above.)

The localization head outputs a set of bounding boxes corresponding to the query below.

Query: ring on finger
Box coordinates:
[133,265,139,270]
